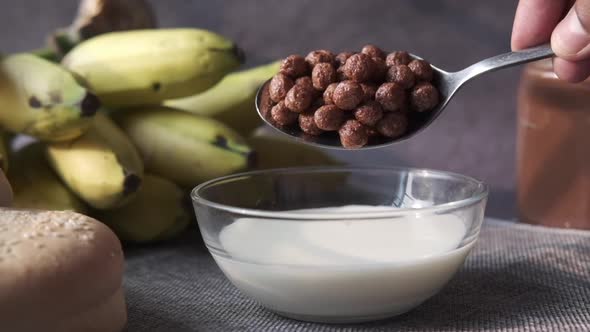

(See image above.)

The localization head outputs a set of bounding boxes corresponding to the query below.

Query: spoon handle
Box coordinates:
[459,44,554,80]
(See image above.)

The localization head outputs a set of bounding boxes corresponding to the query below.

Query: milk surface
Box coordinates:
[212,205,475,322]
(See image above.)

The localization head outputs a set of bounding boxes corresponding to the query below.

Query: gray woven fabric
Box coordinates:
[123,219,590,331]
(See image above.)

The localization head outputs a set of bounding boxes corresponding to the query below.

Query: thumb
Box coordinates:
[551,0,590,60]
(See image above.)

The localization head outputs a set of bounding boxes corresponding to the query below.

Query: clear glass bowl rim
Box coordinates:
[191,166,489,220]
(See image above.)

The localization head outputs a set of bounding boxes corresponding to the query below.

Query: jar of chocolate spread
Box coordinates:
[517,59,590,229]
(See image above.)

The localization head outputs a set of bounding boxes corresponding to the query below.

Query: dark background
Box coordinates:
[1,0,522,219]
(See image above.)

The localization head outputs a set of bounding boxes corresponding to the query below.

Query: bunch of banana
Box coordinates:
[63,28,244,107]
[46,112,144,209]
[1,4,351,245]
[164,61,280,136]
[0,4,265,244]
[95,174,190,243]
[0,54,99,141]
[113,107,253,188]
[8,143,87,213]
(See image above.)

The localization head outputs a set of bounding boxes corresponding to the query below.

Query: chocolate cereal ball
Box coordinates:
[376,112,408,138]
[333,80,364,110]
[259,84,275,118]
[312,63,337,91]
[335,52,354,67]
[354,101,384,127]
[386,65,416,89]
[367,127,379,137]
[336,67,348,81]
[386,51,411,66]
[271,101,298,126]
[323,82,338,104]
[360,83,377,102]
[361,44,386,60]
[280,55,309,78]
[342,53,373,82]
[299,112,324,135]
[371,57,388,82]
[269,73,294,102]
[295,76,314,89]
[375,82,406,111]
[305,50,335,67]
[408,59,433,82]
[285,84,314,113]
[339,119,369,149]
[297,76,320,99]
[411,82,439,112]
[314,105,345,131]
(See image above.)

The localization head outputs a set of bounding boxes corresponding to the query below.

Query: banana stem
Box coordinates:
[29,31,78,63]
[30,47,60,63]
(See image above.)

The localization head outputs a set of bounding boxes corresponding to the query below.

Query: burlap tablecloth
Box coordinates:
[124,219,590,331]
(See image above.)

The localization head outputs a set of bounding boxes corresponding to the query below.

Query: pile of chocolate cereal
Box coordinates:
[262,45,440,149]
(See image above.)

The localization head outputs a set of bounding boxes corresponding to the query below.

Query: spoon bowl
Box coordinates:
[256,44,554,150]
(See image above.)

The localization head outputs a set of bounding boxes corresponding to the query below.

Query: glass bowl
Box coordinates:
[191,167,488,323]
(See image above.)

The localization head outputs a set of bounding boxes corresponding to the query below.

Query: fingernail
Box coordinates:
[552,7,590,57]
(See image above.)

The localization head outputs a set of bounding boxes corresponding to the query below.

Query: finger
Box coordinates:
[553,57,590,82]
[551,0,590,60]
[511,0,570,50]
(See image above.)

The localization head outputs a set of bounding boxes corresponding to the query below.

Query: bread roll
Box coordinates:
[0,209,126,332]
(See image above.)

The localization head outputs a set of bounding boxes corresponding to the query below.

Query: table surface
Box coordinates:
[124,219,590,332]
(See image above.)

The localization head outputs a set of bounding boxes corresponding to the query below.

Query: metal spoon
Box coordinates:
[255,44,554,150]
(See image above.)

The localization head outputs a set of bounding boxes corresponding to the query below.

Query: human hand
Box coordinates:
[512,0,590,82]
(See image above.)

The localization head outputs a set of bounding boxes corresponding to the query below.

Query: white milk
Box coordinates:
[212,205,475,323]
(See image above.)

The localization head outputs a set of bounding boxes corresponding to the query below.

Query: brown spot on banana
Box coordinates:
[79,92,101,117]
[28,96,42,108]
[49,91,63,103]
[232,44,246,64]
[212,135,253,158]
[122,173,142,196]
[207,44,246,64]
[212,135,228,149]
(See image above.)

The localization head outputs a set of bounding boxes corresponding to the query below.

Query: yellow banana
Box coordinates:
[8,143,87,213]
[62,28,244,107]
[155,191,194,241]
[164,61,280,136]
[47,112,144,209]
[0,54,99,141]
[155,215,191,242]
[113,107,253,188]
[96,174,190,243]
[248,127,342,169]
